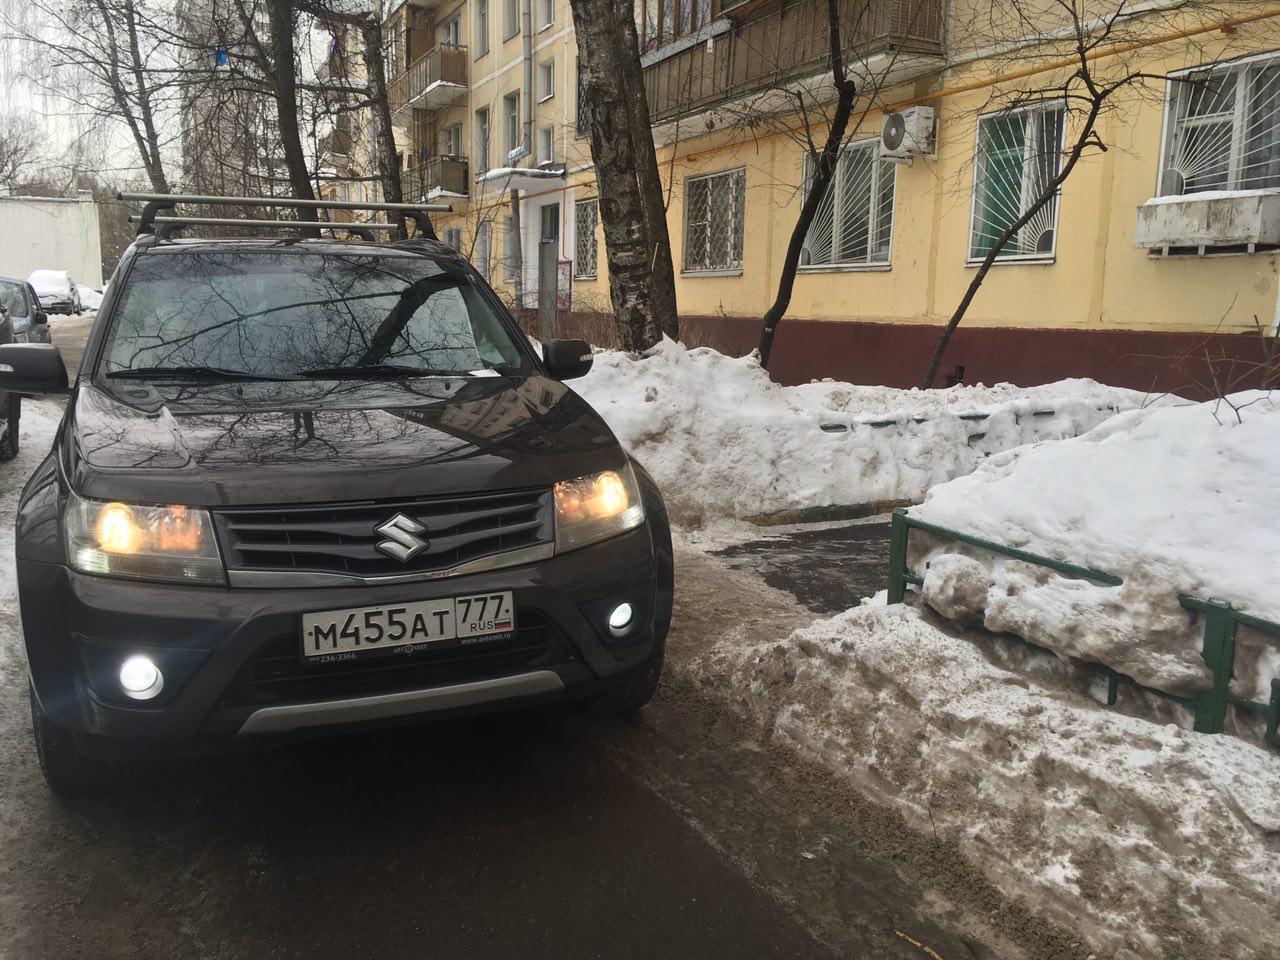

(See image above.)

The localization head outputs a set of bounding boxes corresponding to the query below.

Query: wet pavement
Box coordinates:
[714,520,892,613]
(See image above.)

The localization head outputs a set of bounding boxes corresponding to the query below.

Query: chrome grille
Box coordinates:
[214,489,552,578]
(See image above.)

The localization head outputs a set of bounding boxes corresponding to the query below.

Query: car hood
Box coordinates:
[65,377,622,506]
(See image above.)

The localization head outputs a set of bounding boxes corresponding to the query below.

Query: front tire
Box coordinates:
[0,395,20,461]
[30,685,103,797]
[585,632,666,716]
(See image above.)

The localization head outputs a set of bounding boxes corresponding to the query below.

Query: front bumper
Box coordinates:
[20,525,660,758]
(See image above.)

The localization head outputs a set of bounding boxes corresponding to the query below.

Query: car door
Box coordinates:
[25,283,49,343]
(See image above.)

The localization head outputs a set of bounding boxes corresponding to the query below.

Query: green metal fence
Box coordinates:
[887,508,1280,746]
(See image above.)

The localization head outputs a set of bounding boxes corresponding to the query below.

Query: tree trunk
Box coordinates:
[359,15,427,238]
[264,0,319,227]
[567,0,677,351]
[758,0,854,370]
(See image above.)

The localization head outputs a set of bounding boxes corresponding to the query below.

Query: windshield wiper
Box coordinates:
[298,363,456,380]
[107,365,301,382]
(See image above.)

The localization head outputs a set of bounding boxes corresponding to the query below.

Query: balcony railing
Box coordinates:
[404,155,470,200]
[643,0,944,124]
[388,44,469,113]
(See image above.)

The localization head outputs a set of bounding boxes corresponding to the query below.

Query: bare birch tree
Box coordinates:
[567,0,678,351]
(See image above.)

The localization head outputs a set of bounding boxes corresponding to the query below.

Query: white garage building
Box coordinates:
[0,192,103,288]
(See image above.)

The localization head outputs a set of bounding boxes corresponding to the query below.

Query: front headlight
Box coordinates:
[64,491,225,584]
[554,464,645,552]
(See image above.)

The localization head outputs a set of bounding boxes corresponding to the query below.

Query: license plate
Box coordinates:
[300,591,516,663]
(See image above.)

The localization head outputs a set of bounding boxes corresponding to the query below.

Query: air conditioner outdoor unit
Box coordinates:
[881,106,936,161]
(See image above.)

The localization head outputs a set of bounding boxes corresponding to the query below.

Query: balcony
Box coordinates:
[642,0,944,125]
[388,44,469,114]
[404,155,470,200]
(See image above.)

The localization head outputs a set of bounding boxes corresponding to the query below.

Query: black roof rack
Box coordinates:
[118,192,452,241]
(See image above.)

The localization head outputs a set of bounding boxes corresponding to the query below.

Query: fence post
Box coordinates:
[1268,679,1280,748]
[887,508,909,605]
[1193,600,1237,735]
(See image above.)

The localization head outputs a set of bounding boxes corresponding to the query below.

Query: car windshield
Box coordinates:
[0,282,28,318]
[100,250,530,380]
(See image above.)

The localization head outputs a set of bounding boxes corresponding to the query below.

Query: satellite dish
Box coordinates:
[882,113,907,152]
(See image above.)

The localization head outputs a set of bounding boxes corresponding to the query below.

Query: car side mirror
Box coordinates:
[542,339,593,380]
[33,311,48,325]
[0,343,69,394]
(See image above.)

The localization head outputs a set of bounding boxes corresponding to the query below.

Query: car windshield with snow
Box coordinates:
[2,222,673,796]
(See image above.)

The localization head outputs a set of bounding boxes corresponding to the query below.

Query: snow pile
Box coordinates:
[697,601,1280,960]
[572,339,1156,525]
[910,392,1279,696]
[76,285,103,312]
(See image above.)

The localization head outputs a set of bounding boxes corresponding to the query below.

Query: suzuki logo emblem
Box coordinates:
[374,513,429,562]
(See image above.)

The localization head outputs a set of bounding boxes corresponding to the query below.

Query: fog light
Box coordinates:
[119,655,163,701]
[608,602,634,637]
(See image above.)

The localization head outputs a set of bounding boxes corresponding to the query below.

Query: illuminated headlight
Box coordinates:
[64,491,225,584]
[553,464,645,552]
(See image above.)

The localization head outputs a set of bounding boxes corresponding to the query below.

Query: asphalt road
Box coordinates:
[0,319,998,960]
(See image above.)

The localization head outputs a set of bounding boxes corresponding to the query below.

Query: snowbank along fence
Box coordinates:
[887,508,1280,747]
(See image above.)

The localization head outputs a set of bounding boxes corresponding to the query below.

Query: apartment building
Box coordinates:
[329,0,1280,392]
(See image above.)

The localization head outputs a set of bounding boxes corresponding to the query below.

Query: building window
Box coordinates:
[538,59,555,102]
[538,0,553,29]
[801,141,896,267]
[504,91,521,156]
[574,198,598,279]
[444,226,462,250]
[637,0,712,53]
[504,0,519,40]
[442,122,462,157]
[575,57,587,138]
[538,124,555,164]
[683,168,746,273]
[475,0,489,56]
[440,14,460,47]
[503,214,519,282]
[1161,53,1280,196]
[475,107,490,173]
[475,220,492,276]
[968,102,1065,263]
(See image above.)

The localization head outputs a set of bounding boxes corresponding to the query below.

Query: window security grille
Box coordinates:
[1161,55,1280,196]
[574,199,598,279]
[969,102,1065,261]
[801,141,895,267]
[684,168,745,272]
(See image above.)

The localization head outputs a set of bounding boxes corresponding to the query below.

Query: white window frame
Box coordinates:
[574,197,598,279]
[503,214,519,282]
[538,0,554,30]
[475,220,492,277]
[538,58,555,102]
[966,100,1066,266]
[444,226,462,250]
[682,167,746,275]
[799,137,896,271]
[442,122,462,157]
[440,13,461,47]
[1158,49,1280,197]
[474,0,489,56]
[504,91,521,155]
[504,0,519,41]
[538,124,555,164]
[475,107,490,174]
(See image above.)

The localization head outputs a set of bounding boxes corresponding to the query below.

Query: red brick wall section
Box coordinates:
[552,310,1277,400]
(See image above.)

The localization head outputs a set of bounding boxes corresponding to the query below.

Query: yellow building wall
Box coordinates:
[400,2,1280,338]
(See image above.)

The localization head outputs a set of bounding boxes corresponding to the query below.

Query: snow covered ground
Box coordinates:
[909,391,1278,696]
[572,339,1159,526]
[689,596,1280,960]
[0,400,64,602]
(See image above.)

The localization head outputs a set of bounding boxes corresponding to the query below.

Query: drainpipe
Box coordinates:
[508,0,534,314]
